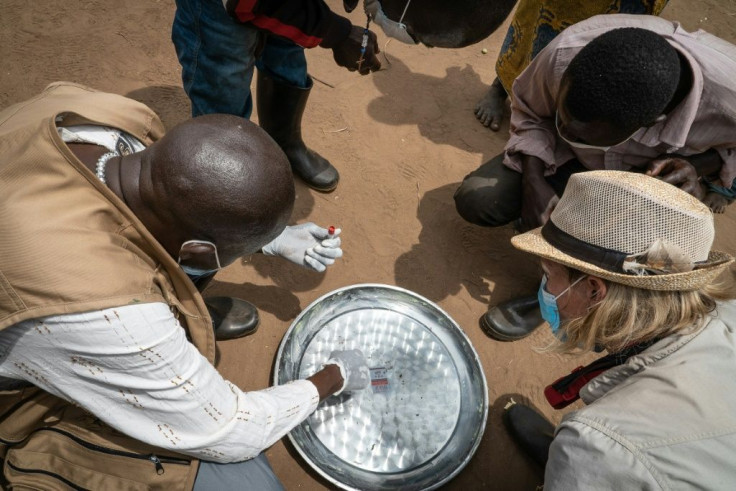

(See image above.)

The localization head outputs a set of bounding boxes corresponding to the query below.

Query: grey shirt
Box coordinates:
[545,300,736,489]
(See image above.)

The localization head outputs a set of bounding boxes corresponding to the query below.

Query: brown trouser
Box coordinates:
[453,153,586,227]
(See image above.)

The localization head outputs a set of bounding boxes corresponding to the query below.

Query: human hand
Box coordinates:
[331,25,381,75]
[364,0,416,45]
[323,349,371,395]
[519,178,558,232]
[703,192,731,214]
[261,223,343,272]
[646,157,705,200]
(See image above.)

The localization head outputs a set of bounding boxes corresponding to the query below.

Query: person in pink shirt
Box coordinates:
[453,14,736,341]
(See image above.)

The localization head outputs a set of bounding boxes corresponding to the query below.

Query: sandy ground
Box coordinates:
[2,0,736,489]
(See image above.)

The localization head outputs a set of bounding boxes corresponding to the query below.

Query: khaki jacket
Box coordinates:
[0,82,215,489]
[545,300,736,490]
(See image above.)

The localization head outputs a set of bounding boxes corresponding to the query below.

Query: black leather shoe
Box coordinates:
[256,71,339,192]
[503,402,555,468]
[205,297,259,341]
[480,294,542,341]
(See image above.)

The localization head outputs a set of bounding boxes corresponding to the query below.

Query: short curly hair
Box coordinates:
[562,27,681,133]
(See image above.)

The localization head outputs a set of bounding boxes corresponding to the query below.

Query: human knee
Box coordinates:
[454,182,512,227]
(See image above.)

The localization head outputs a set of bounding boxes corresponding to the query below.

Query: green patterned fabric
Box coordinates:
[496,0,669,93]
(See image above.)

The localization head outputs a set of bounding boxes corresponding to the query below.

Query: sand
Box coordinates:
[2,0,735,489]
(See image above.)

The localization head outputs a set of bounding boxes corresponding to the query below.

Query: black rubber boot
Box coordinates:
[480,294,543,341]
[503,403,555,468]
[256,71,339,192]
[205,296,260,341]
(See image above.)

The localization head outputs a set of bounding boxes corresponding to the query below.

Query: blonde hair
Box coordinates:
[556,268,736,354]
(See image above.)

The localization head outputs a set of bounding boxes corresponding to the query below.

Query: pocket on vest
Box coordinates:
[3,427,193,490]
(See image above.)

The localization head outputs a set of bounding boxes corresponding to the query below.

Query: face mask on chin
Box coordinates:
[555,112,638,152]
[177,239,221,289]
[180,264,218,281]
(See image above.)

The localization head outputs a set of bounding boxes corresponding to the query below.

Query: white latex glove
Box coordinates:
[261,223,343,272]
[323,349,371,395]
[364,0,417,45]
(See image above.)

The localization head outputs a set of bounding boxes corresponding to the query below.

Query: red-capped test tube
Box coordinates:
[328,226,336,236]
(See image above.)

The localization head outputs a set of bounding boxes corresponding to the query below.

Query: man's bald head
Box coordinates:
[140,114,294,264]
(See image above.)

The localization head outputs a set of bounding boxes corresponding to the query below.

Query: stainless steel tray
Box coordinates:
[274,284,488,491]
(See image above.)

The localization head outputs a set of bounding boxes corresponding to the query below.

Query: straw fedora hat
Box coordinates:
[512,171,733,291]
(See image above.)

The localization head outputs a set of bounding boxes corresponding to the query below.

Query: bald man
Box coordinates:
[0,82,369,489]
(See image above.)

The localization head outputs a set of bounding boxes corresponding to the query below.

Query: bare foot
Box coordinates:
[474,77,507,131]
[703,192,731,213]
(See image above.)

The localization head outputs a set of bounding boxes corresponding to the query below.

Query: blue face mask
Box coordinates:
[538,274,586,335]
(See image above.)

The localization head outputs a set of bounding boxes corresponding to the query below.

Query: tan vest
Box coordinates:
[0,82,215,489]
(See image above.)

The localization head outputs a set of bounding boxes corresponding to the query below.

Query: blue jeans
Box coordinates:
[172,0,310,119]
[193,454,284,490]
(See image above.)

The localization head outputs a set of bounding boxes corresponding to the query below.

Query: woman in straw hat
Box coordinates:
[502,170,736,488]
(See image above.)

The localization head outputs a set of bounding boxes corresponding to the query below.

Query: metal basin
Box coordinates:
[274,284,488,490]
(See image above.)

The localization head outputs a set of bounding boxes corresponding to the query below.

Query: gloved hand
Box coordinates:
[261,223,343,273]
[323,349,371,395]
[331,25,381,75]
[364,0,417,45]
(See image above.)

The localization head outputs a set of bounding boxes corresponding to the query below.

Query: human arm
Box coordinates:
[503,36,576,174]
[305,349,370,400]
[544,419,662,490]
[506,41,573,230]
[308,364,344,400]
[330,25,381,75]
[223,0,380,73]
[645,149,724,201]
[0,303,359,463]
[677,148,723,177]
[520,155,559,232]
[261,223,343,273]
[363,0,417,45]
